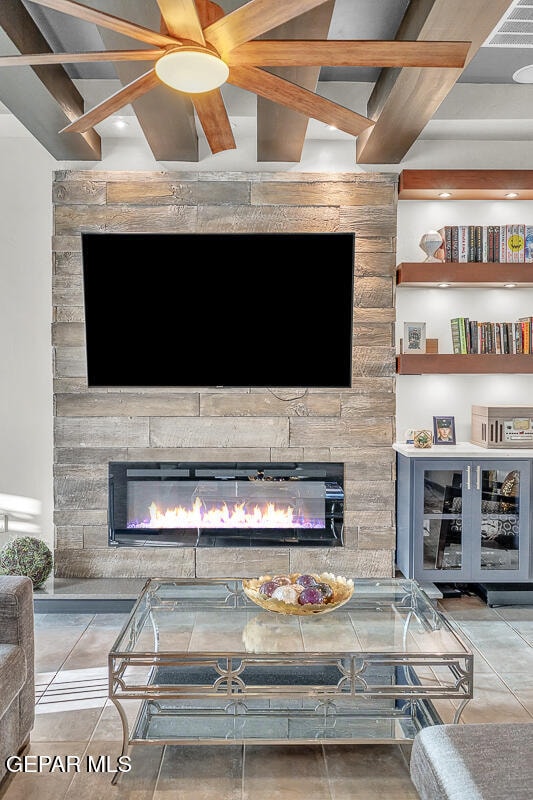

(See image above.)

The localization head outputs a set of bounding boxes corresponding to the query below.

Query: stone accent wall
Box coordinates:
[52,170,397,578]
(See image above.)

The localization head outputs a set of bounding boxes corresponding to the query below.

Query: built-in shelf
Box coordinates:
[398,169,533,200]
[397,354,533,374]
[397,170,533,376]
[396,262,533,287]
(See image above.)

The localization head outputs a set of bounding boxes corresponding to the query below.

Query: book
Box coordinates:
[519,316,533,354]
[481,226,489,262]
[450,317,468,354]
[487,225,495,262]
[450,318,462,354]
[469,320,478,354]
[469,224,476,261]
[458,226,469,262]
[525,226,533,263]
[498,226,506,262]
[474,225,483,261]
[494,322,502,354]
[506,223,525,262]
[444,226,453,261]
[451,225,459,261]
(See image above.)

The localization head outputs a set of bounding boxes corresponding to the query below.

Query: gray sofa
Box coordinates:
[410,722,533,800]
[0,575,35,785]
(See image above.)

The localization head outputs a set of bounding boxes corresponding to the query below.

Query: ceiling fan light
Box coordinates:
[155,49,229,93]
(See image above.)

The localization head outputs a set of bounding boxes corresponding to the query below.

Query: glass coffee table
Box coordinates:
[108,577,472,780]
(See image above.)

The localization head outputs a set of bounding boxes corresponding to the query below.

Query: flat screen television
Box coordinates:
[81,232,354,388]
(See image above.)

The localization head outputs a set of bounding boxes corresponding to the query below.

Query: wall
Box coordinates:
[0,136,55,551]
[52,170,397,578]
[3,126,532,579]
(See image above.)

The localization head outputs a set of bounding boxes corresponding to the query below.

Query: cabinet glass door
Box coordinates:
[477,466,522,574]
[422,468,464,574]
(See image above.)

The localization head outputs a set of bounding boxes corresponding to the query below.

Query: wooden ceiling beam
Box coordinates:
[94,0,199,162]
[256,1,335,163]
[356,0,516,164]
[0,0,101,159]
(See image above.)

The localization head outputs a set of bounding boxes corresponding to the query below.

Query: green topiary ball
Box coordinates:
[0,536,53,587]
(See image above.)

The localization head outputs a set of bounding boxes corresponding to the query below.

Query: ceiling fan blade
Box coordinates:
[59,69,160,133]
[228,65,374,137]
[0,49,165,66]
[192,90,236,153]
[29,0,178,47]
[156,0,204,44]
[228,40,470,68]
[194,0,225,27]
[205,0,331,54]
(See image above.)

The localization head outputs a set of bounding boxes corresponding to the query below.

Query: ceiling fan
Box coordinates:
[0,0,470,156]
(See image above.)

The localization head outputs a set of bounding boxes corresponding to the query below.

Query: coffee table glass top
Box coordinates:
[107,577,473,750]
[110,577,470,658]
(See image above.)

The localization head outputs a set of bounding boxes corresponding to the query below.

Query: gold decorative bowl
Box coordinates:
[242,572,354,616]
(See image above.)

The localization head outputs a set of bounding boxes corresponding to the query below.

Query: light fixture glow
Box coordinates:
[505,192,519,198]
[504,283,517,288]
[438,192,452,198]
[438,283,450,288]
[113,118,128,129]
[155,48,229,93]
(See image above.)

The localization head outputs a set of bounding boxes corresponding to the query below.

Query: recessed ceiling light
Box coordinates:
[513,64,533,83]
[504,283,517,288]
[438,192,452,198]
[438,283,450,288]
[113,118,129,129]
[504,192,519,198]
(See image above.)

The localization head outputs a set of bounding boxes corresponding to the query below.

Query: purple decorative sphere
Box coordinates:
[259,580,279,597]
[298,587,325,605]
[296,574,317,588]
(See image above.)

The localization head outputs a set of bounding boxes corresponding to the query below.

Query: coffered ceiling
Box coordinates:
[0,0,530,163]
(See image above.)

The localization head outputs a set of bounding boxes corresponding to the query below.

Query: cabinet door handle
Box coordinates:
[476,466,481,491]
[466,465,471,490]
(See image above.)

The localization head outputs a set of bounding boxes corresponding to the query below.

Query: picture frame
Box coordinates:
[403,322,426,354]
[433,416,456,445]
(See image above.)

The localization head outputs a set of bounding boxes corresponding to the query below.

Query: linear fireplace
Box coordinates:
[108,462,344,548]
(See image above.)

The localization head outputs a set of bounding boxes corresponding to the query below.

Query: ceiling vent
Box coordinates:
[484,0,533,46]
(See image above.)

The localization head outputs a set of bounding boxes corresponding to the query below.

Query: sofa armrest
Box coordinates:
[0,575,34,648]
[0,575,35,737]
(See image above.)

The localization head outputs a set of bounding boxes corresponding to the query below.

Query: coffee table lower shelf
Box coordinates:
[128,696,442,747]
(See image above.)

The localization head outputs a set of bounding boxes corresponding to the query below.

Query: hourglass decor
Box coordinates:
[419,230,445,262]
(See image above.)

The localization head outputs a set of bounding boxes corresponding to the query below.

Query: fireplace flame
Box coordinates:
[145,496,298,529]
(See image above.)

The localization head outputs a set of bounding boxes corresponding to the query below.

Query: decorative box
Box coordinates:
[471,405,533,448]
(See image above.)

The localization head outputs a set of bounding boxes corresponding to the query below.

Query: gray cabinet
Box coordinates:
[396,454,531,583]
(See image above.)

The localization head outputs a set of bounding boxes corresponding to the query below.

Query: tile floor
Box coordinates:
[3,591,533,800]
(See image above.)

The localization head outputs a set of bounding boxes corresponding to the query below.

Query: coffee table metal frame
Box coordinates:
[108,577,473,783]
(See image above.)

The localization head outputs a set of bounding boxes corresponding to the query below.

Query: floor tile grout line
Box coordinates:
[320,742,336,800]
[150,742,167,799]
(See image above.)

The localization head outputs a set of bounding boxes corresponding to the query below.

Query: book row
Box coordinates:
[438,225,533,263]
[450,316,533,354]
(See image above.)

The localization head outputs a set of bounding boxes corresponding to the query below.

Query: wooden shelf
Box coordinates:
[398,170,533,200]
[397,354,533,374]
[397,262,533,287]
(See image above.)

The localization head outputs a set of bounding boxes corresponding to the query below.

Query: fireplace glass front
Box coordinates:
[109,462,344,547]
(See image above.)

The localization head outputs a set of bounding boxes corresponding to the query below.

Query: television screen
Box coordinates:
[81,232,354,388]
